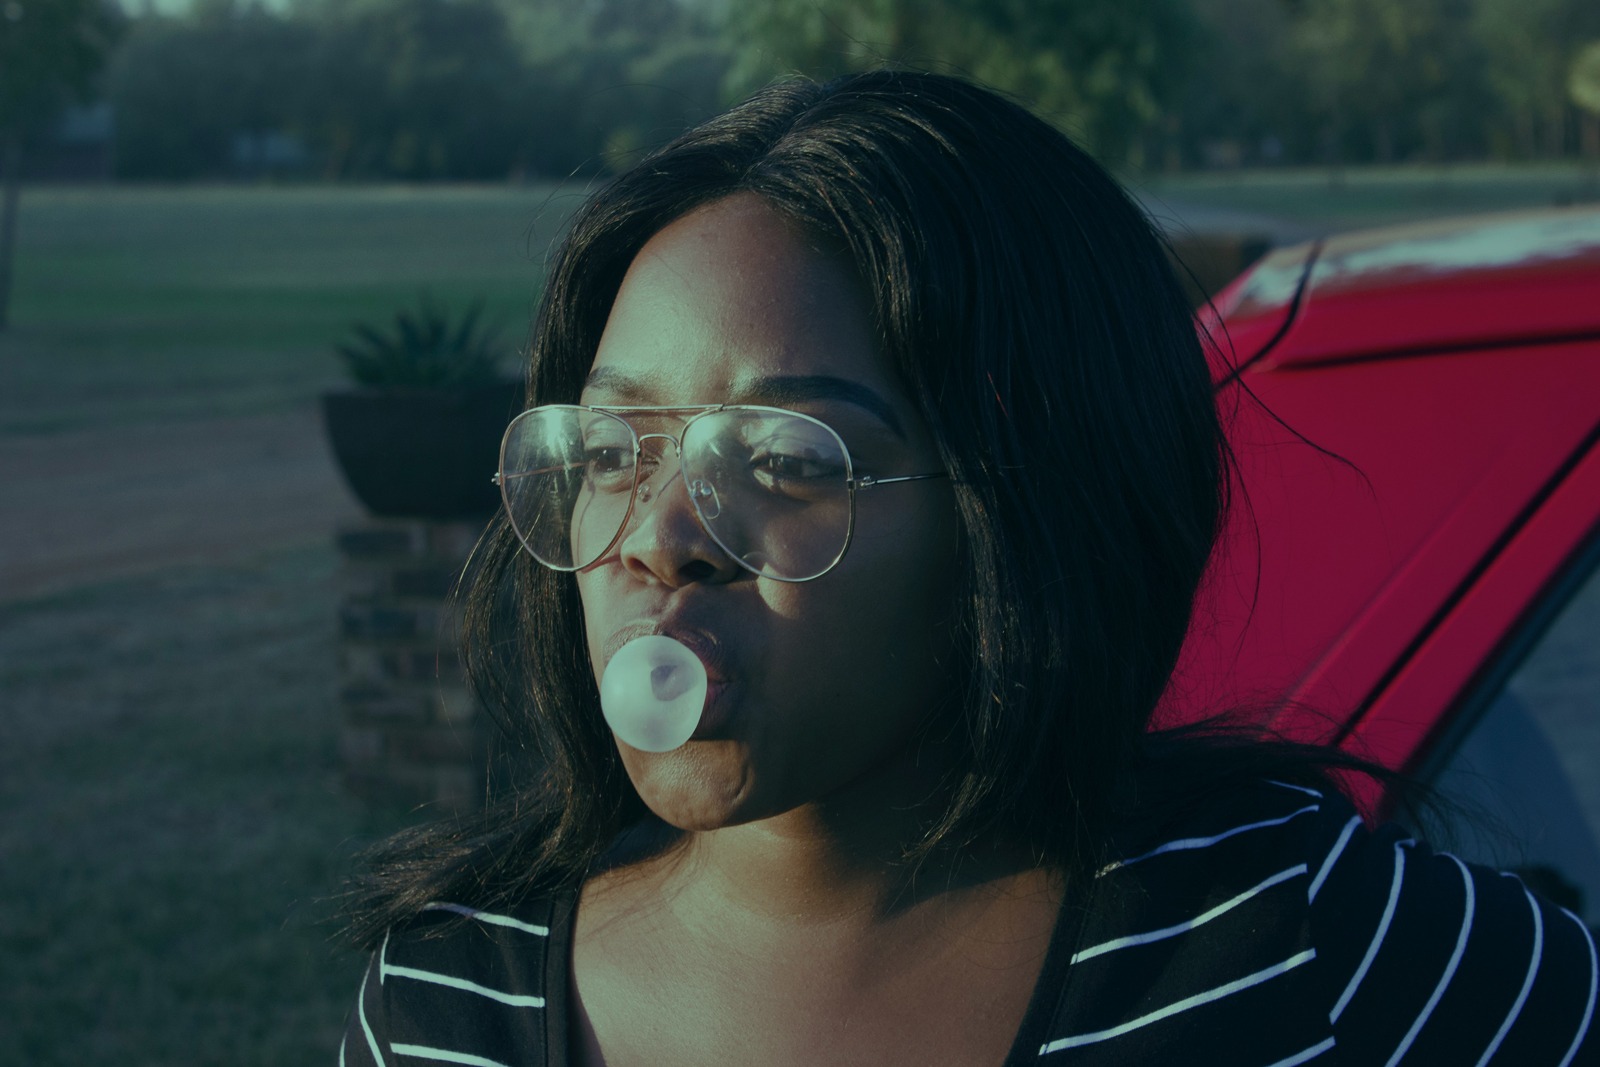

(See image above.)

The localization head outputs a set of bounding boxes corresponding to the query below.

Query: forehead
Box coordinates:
[584,194,889,404]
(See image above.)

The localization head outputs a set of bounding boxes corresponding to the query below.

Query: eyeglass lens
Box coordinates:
[498,406,854,581]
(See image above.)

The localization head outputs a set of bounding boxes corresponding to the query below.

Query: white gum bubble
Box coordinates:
[599,635,709,753]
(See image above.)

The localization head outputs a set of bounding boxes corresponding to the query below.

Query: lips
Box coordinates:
[602,620,738,741]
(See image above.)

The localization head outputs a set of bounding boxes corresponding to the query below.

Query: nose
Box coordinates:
[615,445,743,587]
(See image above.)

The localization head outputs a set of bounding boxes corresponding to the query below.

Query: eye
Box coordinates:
[584,446,632,471]
[746,438,847,498]
[583,446,635,491]
[751,450,840,480]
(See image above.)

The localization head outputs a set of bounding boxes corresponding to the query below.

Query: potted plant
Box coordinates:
[322,295,523,519]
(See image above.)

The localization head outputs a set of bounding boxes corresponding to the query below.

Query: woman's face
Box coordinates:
[576,193,962,831]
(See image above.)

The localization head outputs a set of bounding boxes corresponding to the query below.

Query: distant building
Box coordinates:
[28,103,115,181]
[231,131,309,176]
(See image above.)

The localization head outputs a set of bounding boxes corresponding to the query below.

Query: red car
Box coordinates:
[1169,205,1600,923]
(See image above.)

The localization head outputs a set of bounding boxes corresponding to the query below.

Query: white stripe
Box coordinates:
[423,902,549,937]
[1121,805,1320,866]
[1555,908,1597,1067]
[1308,816,1362,904]
[1265,780,1323,799]
[340,1033,347,1067]
[391,1044,511,1067]
[377,927,544,1008]
[1472,879,1544,1067]
[1039,949,1317,1054]
[1384,855,1475,1066]
[357,964,387,1067]
[1330,839,1413,1024]
[381,963,546,1008]
[1263,1036,1337,1067]
[1071,864,1308,964]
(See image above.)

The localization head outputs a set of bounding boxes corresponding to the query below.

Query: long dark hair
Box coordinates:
[344,70,1387,949]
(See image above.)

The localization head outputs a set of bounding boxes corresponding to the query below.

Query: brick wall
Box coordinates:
[336,519,489,808]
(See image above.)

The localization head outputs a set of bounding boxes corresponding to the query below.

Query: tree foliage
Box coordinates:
[309,0,532,178]
[107,0,727,179]
[1573,41,1600,117]
[1178,0,1598,164]
[1176,0,1305,161]
[1474,0,1600,155]
[92,0,1600,178]
[0,0,122,132]
[107,5,314,179]
[720,0,1199,157]
[513,0,729,176]
[1289,0,1490,161]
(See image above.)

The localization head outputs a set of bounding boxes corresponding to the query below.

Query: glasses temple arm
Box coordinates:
[847,471,949,490]
[492,463,583,484]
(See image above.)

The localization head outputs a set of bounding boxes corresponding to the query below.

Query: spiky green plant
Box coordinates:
[337,295,507,387]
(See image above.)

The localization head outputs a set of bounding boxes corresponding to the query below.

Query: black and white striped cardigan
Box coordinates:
[342,781,1598,1067]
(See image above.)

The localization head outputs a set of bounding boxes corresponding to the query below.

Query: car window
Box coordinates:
[1428,546,1600,925]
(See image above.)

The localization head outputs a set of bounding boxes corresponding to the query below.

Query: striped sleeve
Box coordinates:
[1034,783,1334,1065]
[340,898,564,1067]
[1030,784,1598,1066]
[1309,806,1598,1066]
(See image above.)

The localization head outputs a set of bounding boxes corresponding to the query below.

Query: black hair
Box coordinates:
[343,70,1399,949]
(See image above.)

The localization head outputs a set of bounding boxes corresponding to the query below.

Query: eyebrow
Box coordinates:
[583,369,905,438]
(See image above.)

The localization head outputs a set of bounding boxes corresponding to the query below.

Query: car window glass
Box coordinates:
[1431,553,1600,924]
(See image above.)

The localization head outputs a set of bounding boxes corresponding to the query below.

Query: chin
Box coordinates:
[623,741,761,832]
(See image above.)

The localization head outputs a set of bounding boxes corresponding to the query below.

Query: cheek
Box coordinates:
[574,572,610,686]
[752,501,961,770]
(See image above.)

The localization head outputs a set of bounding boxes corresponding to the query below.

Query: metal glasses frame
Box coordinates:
[494,403,947,582]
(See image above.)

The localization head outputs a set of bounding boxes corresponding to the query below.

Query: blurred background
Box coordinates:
[1,0,1598,1062]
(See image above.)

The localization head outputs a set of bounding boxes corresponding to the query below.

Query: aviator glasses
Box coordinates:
[495,404,947,582]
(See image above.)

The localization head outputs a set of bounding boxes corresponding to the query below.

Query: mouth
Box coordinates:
[603,620,738,742]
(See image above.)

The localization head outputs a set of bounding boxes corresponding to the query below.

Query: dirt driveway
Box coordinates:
[0,407,362,603]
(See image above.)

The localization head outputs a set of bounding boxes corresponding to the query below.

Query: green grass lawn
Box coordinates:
[0,546,418,1066]
[3,166,1590,438]
[1139,160,1599,233]
[0,183,585,436]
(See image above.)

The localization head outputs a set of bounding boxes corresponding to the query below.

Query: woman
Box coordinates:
[341,73,1596,1066]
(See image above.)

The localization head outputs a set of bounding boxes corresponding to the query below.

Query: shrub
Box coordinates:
[336,296,508,388]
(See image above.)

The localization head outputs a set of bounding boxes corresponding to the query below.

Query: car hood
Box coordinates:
[1203,204,1600,375]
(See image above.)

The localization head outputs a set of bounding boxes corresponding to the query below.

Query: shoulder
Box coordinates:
[340,889,574,1067]
[1037,780,1336,1063]
[1041,779,1597,1065]
[1306,795,1597,1065]
[1089,776,1342,935]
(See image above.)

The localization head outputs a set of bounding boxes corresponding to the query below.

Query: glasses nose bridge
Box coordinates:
[632,431,689,507]
[635,431,685,483]
[617,428,720,568]
[635,430,683,455]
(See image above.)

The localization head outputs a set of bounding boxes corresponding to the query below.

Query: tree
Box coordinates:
[107,5,315,180]
[1178,0,1308,168]
[1290,0,1488,164]
[105,0,728,180]
[718,0,1199,160]
[1573,40,1600,162]
[499,0,729,176]
[305,0,534,179]
[1474,0,1600,159]
[0,0,121,329]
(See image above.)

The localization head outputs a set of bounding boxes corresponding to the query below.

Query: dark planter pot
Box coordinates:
[322,381,524,519]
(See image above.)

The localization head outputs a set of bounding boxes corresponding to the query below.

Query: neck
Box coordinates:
[655,739,1038,929]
